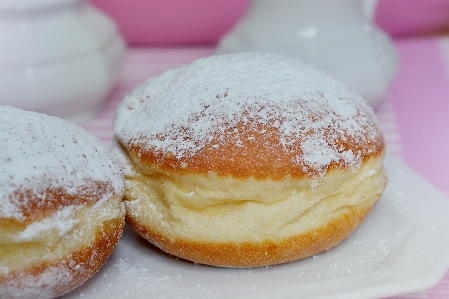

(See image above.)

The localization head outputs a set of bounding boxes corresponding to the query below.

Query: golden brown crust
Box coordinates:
[126,116,385,180]
[115,53,385,180]
[0,216,124,298]
[6,181,117,223]
[126,200,375,267]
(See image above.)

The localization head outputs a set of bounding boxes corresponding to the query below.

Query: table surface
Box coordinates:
[79,36,449,299]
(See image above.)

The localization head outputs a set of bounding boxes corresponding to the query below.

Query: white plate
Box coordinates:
[63,154,449,299]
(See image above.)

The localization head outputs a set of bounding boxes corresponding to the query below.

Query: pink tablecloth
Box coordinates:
[81,36,449,299]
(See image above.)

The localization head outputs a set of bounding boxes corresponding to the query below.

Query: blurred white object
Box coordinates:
[0,0,126,122]
[216,0,399,107]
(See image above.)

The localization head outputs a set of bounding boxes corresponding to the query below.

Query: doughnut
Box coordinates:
[0,106,125,298]
[113,52,387,268]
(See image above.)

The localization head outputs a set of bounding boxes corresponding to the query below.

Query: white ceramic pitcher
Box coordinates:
[216,0,399,107]
[0,0,126,122]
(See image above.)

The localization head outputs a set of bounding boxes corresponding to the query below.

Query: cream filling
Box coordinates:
[0,196,125,271]
[121,148,387,244]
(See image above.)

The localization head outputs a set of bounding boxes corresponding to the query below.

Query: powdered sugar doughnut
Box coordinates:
[0,106,125,298]
[113,53,387,267]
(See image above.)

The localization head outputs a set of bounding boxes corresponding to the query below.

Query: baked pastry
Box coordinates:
[113,52,387,267]
[0,106,125,298]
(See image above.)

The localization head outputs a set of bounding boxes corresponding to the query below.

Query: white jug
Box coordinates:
[0,0,126,122]
[217,0,399,107]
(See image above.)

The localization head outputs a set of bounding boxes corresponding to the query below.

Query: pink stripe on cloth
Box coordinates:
[390,37,449,198]
[385,37,449,299]
[375,92,403,158]
[429,271,449,299]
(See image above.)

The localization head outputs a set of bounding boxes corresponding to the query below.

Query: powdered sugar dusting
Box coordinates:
[0,106,124,221]
[14,206,81,243]
[0,264,73,299]
[114,53,381,174]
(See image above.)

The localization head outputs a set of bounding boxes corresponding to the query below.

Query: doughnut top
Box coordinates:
[114,53,384,179]
[0,106,124,222]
